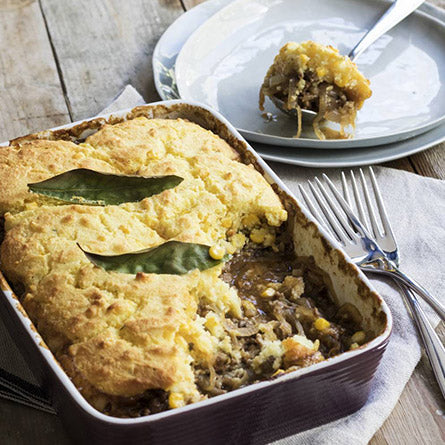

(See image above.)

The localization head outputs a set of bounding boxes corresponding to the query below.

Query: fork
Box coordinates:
[299,167,445,398]
[300,171,445,321]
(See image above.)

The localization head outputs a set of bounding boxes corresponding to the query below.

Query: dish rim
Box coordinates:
[174,0,445,149]
[0,99,393,425]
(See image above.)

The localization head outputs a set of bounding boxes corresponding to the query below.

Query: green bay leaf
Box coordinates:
[28,168,183,206]
[80,241,228,275]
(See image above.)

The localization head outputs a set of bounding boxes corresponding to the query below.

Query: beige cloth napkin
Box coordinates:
[1,86,443,444]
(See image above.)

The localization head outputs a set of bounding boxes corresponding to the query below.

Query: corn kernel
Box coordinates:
[350,342,359,350]
[242,214,260,227]
[168,392,185,409]
[261,287,276,298]
[221,217,232,228]
[231,233,246,249]
[205,313,218,329]
[316,67,327,78]
[351,330,366,345]
[314,318,330,331]
[119,225,130,234]
[209,245,225,260]
[272,368,286,378]
[24,202,38,210]
[299,54,309,64]
[250,229,265,244]
[204,313,222,336]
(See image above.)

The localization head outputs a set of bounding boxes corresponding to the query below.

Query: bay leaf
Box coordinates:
[28,168,183,206]
[80,240,227,275]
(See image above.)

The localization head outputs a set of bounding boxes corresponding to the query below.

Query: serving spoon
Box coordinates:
[272,0,426,122]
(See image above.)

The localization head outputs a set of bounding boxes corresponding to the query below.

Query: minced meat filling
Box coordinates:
[263,69,356,139]
[273,71,349,114]
[193,244,362,398]
[102,389,169,418]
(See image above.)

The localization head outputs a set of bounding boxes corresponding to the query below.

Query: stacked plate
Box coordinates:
[153,0,445,167]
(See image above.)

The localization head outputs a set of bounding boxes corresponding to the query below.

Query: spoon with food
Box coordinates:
[259,0,426,140]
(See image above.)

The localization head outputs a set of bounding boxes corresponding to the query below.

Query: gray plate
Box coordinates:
[176,0,445,149]
[153,0,445,166]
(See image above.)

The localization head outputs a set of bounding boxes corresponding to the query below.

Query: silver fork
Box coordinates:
[301,171,445,320]
[299,167,445,398]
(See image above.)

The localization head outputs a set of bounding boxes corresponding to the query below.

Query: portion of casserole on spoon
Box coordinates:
[259,41,372,139]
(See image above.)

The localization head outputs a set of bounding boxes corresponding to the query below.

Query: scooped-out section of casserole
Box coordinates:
[259,41,372,139]
[0,116,371,417]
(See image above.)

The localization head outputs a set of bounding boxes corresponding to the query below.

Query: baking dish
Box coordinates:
[0,100,392,444]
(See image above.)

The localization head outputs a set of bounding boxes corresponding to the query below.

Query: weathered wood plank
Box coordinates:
[0,0,69,441]
[0,399,68,445]
[371,323,445,445]
[182,0,205,8]
[432,0,445,9]
[382,157,416,173]
[40,0,185,121]
[409,144,445,180]
[0,0,69,142]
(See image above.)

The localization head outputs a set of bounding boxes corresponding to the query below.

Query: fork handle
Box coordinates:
[364,266,445,321]
[348,0,426,61]
[398,283,445,399]
[390,268,445,322]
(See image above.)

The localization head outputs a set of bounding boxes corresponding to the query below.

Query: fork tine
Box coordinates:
[298,185,336,239]
[350,170,369,231]
[321,173,372,239]
[341,171,351,206]
[368,167,396,240]
[307,180,350,244]
[314,177,358,240]
[359,168,382,238]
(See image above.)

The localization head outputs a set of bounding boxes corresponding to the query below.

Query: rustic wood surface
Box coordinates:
[0,0,443,443]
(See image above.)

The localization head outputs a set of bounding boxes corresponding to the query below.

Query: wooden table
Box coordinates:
[0,0,444,443]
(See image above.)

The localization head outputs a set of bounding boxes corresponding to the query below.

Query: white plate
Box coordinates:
[153,0,445,166]
[175,0,445,149]
[153,0,230,100]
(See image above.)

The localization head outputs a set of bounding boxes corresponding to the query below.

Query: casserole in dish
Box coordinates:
[0,100,391,444]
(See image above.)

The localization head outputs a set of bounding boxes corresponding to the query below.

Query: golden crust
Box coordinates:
[84,117,240,170]
[0,117,288,409]
[0,140,116,214]
[0,118,240,215]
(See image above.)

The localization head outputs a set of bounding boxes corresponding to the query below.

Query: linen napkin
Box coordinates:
[0,86,443,445]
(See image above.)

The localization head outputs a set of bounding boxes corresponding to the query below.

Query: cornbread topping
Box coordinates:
[0,116,365,417]
[259,41,372,139]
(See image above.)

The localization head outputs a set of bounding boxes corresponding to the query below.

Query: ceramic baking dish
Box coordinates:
[0,100,392,444]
